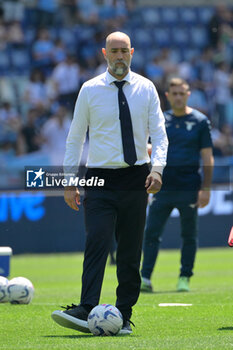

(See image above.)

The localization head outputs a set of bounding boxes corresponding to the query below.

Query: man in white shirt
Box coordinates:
[51,31,168,335]
[40,105,71,165]
[51,54,81,110]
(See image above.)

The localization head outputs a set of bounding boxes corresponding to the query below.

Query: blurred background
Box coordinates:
[0,0,232,253]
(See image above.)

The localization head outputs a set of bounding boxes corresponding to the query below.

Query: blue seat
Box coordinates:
[24,28,36,45]
[182,48,201,61]
[0,49,11,76]
[147,48,160,61]
[10,48,31,75]
[170,48,183,63]
[127,8,142,29]
[196,6,215,24]
[189,26,209,48]
[153,27,171,47]
[98,5,115,20]
[131,51,145,70]
[77,27,95,42]
[171,26,190,47]
[161,7,179,25]
[141,7,161,26]
[121,26,133,38]
[134,28,152,48]
[59,28,76,47]
[178,7,198,25]
[48,28,58,41]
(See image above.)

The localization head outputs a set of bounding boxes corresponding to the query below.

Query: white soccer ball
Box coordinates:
[88,304,123,336]
[7,277,34,304]
[0,276,9,303]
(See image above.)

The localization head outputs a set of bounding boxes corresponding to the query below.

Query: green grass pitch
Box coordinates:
[1,248,233,350]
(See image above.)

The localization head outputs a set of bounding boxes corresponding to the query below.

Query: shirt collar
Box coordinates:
[106,69,132,85]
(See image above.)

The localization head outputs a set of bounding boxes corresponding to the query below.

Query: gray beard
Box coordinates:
[108,59,130,77]
[114,66,125,76]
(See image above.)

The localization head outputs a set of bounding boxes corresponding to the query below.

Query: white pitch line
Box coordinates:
[158,303,193,307]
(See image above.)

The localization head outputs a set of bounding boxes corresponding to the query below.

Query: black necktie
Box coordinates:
[114,81,137,166]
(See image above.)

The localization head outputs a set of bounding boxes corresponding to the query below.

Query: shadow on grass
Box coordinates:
[43,335,92,339]
[141,290,183,294]
[218,327,233,331]
[43,334,135,338]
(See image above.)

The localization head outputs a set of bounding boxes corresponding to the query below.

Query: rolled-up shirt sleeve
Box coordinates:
[148,83,168,175]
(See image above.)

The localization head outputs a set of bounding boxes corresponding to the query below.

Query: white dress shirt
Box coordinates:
[52,62,80,95]
[41,116,71,165]
[64,70,168,174]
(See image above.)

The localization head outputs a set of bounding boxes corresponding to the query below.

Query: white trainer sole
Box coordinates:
[118,328,132,335]
[51,310,91,333]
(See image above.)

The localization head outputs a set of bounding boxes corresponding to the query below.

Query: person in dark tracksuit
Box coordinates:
[141,77,214,293]
[51,31,168,334]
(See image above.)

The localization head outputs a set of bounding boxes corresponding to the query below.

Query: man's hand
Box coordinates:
[196,189,211,208]
[145,171,162,194]
[64,186,81,211]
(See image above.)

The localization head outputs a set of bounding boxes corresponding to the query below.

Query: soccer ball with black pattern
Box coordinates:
[7,277,34,304]
[0,276,9,303]
[88,304,123,336]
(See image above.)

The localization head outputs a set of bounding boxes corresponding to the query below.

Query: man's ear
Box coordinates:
[131,48,134,55]
[102,48,106,60]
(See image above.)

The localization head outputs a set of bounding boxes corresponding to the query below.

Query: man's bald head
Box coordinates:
[105,32,131,50]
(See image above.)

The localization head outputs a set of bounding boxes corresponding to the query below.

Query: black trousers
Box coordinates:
[80,164,149,320]
[141,191,198,280]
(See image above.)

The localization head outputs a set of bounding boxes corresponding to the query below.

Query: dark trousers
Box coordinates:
[80,164,149,320]
[141,191,198,280]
